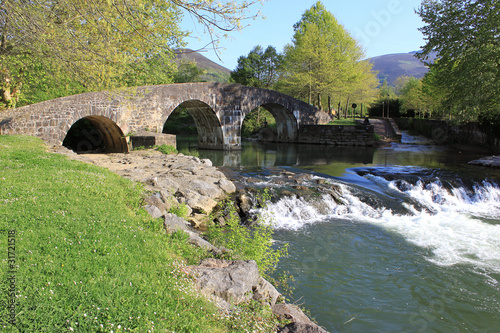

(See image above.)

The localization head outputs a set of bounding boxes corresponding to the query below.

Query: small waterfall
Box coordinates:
[254,175,500,272]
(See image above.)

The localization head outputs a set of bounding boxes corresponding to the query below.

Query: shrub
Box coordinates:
[169,203,189,219]
[206,195,288,279]
[156,144,178,155]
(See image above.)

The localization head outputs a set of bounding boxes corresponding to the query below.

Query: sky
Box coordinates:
[180,0,426,71]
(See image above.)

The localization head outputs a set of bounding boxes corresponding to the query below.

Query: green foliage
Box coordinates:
[0,0,264,109]
[156,144,178,155]
[241,107,277,138]
[163,106,197,135]
[231,45,284,88]
[417,0,500,121]
[207,195,288,279]
[174,61,207,83]
[394,75,426,116]
[169,204,189,219]
[277,1,378,111]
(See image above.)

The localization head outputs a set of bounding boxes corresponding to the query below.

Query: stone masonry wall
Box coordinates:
[298,125,375,146]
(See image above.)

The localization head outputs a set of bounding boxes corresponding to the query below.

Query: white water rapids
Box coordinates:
[257,177,500,273]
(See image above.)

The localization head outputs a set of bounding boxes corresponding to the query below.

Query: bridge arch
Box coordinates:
[63,115,128,153]
[252,103,298,142]
[163,99,224,150]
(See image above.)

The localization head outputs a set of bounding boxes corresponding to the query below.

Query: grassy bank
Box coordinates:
[0,136,277,332]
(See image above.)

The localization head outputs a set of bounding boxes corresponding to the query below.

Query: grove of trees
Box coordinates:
[276,1,378,115]
[231,1,379,118]
[416,0,500,123]
[0,0,264,109]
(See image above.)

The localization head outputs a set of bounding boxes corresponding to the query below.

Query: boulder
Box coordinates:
[163,213,190,233]
[273,304,329,332]
[272,304,315,326]
[253,277,281,305]
[191,259,260,305]
[184,191,218,214]
[144,195,166,213]
[278,322,329,333]
[237,192,253,215]
[144,205,163,219]
[217,178,236,194]
[187,179,225,199]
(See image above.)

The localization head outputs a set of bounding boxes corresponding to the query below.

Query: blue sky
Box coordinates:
[180,0,426,71]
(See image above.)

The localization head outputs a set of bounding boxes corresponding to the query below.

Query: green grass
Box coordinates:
[0,136,279,332]
[328,118,359,126]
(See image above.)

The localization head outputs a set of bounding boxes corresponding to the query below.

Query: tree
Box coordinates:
[417,0,500,121]
[174,62,207,83]
[395,75,424,115]
[0,0,264,109]
[231,45,284,88]
[277,1,377,113]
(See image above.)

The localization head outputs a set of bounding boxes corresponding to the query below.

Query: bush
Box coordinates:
[207,195,288,279]
[169,203,189,219]
[156,144,178,155]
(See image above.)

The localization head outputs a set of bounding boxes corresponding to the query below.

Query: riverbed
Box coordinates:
[178,134,500,332]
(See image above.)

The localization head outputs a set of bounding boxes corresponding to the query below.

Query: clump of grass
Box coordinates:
[156,144,178,155]
[0,136,280,332]
[169,203,189,219]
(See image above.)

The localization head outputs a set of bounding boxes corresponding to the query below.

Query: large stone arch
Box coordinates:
[163,99,224,150]
[63,115,128,153]
[245,102,299,142]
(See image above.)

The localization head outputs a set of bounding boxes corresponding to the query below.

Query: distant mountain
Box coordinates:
[368,51,437,85]
[174,49,231,83]
[175,49,437,86]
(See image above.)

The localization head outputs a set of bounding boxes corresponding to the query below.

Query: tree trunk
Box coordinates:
[344,96,350,119]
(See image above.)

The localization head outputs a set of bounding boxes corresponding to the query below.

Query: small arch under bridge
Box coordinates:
[0,83,331,151]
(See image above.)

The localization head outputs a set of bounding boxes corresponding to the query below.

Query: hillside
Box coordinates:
[368,51,437,85]
[175,48,231,83]
[175,48,437,86]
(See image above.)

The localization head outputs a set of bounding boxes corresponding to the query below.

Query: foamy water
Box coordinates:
[258,177,500,272]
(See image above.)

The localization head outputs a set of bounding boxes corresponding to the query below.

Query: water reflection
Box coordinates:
[177,135,375,168]
[176,134,500,179]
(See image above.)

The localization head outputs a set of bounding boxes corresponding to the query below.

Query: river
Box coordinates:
[177,134,500,333]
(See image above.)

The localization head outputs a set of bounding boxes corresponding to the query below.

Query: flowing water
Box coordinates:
[177,134,500,332]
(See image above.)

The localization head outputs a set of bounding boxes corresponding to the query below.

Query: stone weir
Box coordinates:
[51,146,329,333]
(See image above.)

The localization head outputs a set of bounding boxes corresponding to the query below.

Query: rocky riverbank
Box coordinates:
[469,155,500,168]
[50,145,328,333]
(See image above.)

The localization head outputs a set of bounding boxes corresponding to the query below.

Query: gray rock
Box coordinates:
[217,178,236,194]
[144,195,166,214]
[272,304,316,326]
[191,259,260,305]
[185,231,219,252]
[188,179,224,199]
[163,213,190,233]
[238,192,253,215]
[185,191,218,214]
[253,277,281,305]
[144,204,163,219]
[201,159,213,167]
[278,322,329,333]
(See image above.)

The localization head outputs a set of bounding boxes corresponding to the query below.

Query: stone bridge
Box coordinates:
[0,82,331,152]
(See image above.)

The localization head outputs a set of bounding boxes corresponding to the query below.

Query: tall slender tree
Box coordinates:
[277,1,377,112]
